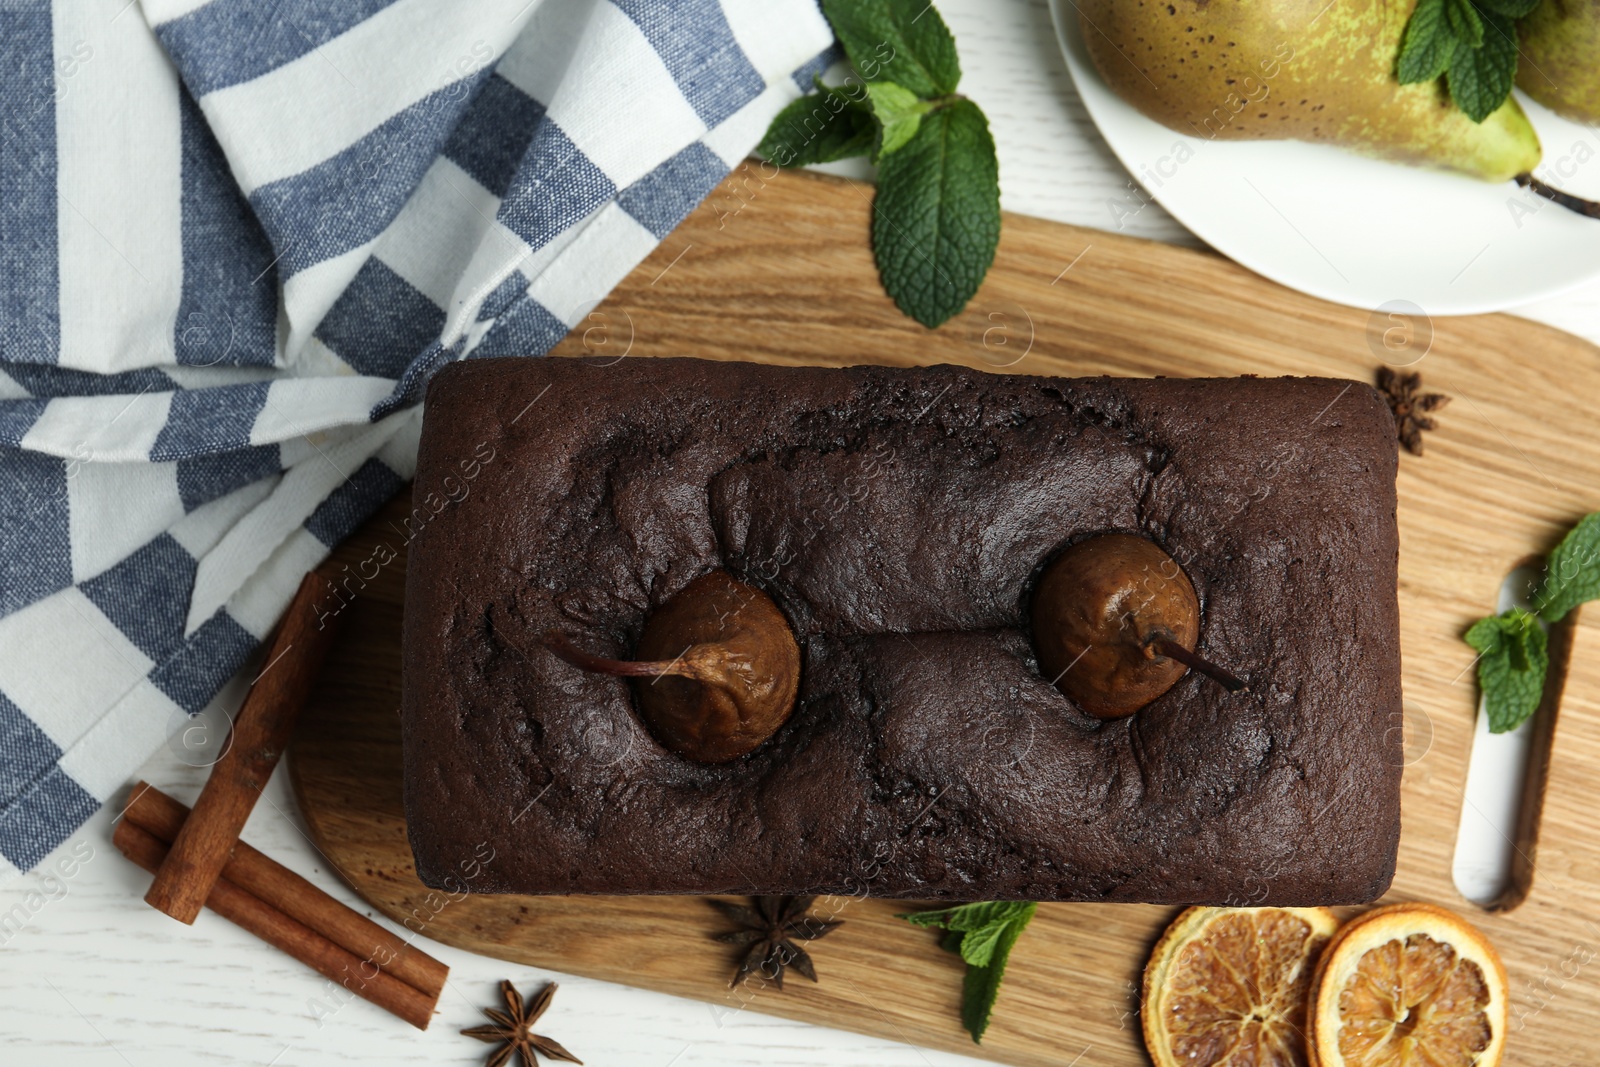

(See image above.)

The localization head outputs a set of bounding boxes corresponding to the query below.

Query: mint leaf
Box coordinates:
[873,98,999,328]
[1461,511,1600,733]
[759,86,875,167]
[899,908,952,929]
[864,81,930,158]
[1447,8,1518,121]
[1444,0,1485,47]
[1395,0,1538,120]
[1533,512,1600,622]
[961,904,1034,1043]
[1465,608,1548,733]
[899,900,1029,932]
[820,0,961,98]
[1476,0,1540,16]
[955,916,1009,967]
[1397,0,1459,83]
[899,901,1037,1043]
[953,901,1033,932]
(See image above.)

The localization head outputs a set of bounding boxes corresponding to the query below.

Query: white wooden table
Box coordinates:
[6,3,1600,1064]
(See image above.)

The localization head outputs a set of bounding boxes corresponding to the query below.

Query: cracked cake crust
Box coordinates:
[401,357,1402,904]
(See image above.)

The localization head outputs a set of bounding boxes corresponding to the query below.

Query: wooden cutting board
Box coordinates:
[289,167,1600,1066]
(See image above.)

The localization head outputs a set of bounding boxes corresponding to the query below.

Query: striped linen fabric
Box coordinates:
[0,0,835,877]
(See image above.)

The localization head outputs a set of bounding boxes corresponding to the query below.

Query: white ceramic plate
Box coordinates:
[1048,0,1600,314]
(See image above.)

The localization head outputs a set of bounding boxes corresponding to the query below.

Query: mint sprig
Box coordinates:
[1466,512,1600,733]
[757,0,1001,328]
[1465,608,1548,733]
[900,901,1037,1043]
[1396,0,1543,122]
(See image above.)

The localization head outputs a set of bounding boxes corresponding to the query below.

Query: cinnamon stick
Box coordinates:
[124,782,448,997]
[146,571,342,924]
[114,819,439,1030]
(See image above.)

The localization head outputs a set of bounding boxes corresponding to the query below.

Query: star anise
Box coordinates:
[1376,366,1450,456]
[462,981,582,1067]
[709,895,842,989]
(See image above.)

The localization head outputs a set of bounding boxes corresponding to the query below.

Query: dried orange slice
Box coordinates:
[1308,903,1507,1067]
[1143,906,1339,1067]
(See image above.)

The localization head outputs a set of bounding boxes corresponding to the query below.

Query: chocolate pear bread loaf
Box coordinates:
[402,356,1402,904]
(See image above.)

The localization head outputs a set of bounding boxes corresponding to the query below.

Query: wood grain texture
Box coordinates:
[289,167,1600,1067]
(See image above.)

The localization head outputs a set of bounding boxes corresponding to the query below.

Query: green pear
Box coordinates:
[1077,0,1541,182]
[1518,0,1600,122]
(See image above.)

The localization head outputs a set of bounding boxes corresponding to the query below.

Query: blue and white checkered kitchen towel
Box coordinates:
[0,0,834,878]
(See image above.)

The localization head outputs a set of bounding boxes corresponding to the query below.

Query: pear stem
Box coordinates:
[1148,636,1248,694]
[541,630,698,681]
[1516,173,1600,220]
